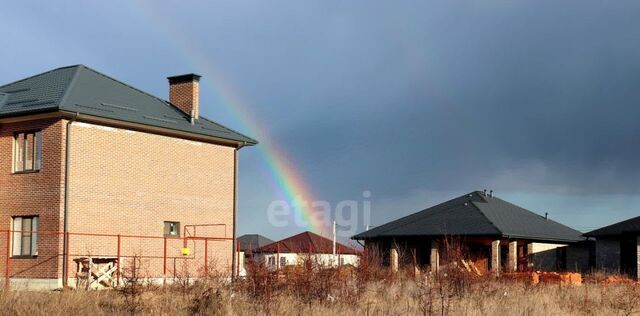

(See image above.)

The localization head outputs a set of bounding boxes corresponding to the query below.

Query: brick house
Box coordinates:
[585,216,640,280]
[0,65,256,289]
[353,191,589,275]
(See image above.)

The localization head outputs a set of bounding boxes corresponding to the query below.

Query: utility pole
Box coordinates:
[332,220,336,256]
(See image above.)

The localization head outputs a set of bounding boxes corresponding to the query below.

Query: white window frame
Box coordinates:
[14,131,42,173]
[12,216,38,257]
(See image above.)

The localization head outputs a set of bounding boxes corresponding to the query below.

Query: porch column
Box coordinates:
[507,240,517,272]
[390,247,398,273]
[527,243,534,270]
[491,240,501,276]
[430,239,439,275]
[637,236,640,281]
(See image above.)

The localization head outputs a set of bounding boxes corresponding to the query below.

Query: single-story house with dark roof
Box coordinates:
[235,234,274,276]
[585,216,640,279]
[352,190,589,275]
[237,234,274,253]
[253,231,360,269]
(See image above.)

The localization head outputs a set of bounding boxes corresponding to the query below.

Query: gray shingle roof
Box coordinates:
[353,191,584,243]
[237,234,274,252]
[585,216,640,237]
[0,65,257,145]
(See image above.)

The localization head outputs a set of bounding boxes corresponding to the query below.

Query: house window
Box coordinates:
[340,257,345,266]
[12,216,38,257]
[268,256,275,266]
[164,221,180,237]
[280,256,287,267]
[14,131,42,172]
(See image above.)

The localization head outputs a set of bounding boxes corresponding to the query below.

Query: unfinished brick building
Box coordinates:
[585,216,640,280]
[0,65,256,289]
[353,191,589,275]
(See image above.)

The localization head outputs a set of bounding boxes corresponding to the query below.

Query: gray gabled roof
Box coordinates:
[0,65,257,145]
[237,234,274,252]
[353,191,584,243]
[585,216,640,237]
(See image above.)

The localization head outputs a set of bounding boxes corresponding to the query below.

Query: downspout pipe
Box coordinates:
[62,113,77,287]
[231,141,247,280]
[231,145,240,280]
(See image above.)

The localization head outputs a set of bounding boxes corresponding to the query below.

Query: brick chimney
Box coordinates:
[167,73,201,120]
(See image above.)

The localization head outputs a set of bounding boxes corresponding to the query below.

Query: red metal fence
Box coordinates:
[1,229,236,290]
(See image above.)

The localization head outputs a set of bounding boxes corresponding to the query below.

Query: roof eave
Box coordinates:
[0,108,61,120]
[353,232,584,243]
[584,232,640,238]
[59,111,253,148]
[501,233,585,243]
[352,232,503,240]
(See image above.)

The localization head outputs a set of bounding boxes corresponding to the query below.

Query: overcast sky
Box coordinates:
[3,1,640,242]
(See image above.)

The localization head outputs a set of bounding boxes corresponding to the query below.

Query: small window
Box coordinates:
[164,222,180,237]
[164,221,180,237]
[12,216,38,257]
[14,131,42,172]
[280,256,287,267]
[268,256,275,266]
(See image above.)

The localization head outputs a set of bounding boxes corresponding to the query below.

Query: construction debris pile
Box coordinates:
[504,272,582,285]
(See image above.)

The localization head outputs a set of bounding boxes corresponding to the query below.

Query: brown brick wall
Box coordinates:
[1,117,238,281]
[0,118,65,279]
[66,121,235,277]
[169,80,199,118]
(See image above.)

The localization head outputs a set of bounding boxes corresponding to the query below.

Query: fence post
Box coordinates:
[204,239,208,276]
[65,232,70,290]
[163,237,167,284]
[5,230,10,290]
[236,242,240,277]
[116,234,121,287]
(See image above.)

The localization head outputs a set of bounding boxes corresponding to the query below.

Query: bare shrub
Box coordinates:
[172,258,195,294]
[612,284,640,316]
[117,255,148,314]
[188,285,225,316]
[438,236,479,296]
[234,258,279,314]
[187,259,229,315]
[356,245,390,286]
[287,257,358,308]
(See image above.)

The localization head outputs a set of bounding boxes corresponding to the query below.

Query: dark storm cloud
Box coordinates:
[3,1,640,238]
[269,1,640,199]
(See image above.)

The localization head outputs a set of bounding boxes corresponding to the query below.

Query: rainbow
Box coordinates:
[128,2,327,234]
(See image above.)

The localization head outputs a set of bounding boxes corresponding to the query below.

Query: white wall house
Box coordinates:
[255,252,360,270]
[252,231,360,270]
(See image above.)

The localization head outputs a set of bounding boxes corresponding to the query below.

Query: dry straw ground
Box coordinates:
[2,253,640,316]
[2,272,640,315]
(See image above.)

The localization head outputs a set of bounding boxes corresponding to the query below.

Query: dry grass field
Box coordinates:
[1,274,639,315]
[2,258,640,316]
